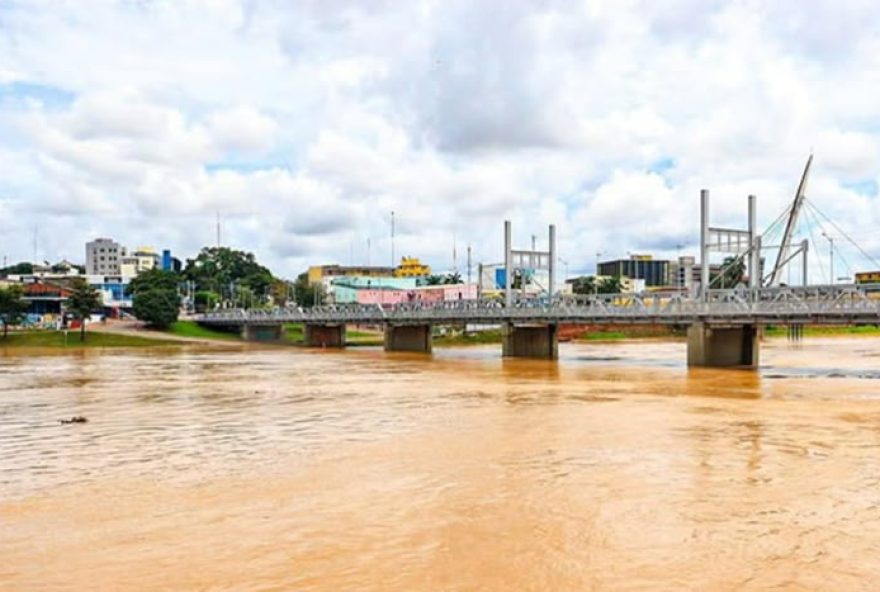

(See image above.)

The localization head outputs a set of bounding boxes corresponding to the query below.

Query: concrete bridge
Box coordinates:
[197,284,880,369]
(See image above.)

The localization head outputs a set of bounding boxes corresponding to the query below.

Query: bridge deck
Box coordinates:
[198,285,880,327]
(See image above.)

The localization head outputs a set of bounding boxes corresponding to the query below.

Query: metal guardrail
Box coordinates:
[197,285,880,327]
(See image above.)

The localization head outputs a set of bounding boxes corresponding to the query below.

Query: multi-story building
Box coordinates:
[597,255,669,287]
[120,246,161,276]
[86,238,126,276]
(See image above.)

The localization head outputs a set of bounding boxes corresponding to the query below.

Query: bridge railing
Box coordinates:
[196,284,880,325]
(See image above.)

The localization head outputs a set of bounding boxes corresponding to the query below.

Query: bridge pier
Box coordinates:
[303,323,346,348]
[241,324,285,342]
[502,323,559,360]
[687,322,759,369]
[384,324,433,353]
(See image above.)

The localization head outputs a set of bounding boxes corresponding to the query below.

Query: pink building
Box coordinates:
[354,284,478,306]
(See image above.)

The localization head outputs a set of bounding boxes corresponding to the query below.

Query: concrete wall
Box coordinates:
[384,324,433,353]
[241,324,284,342]
[687,322,759,368]
[502,323,559,359]
[303,323,346,348]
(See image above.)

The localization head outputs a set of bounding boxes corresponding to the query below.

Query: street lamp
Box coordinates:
[822,232,834,285]
[556,257,568,282]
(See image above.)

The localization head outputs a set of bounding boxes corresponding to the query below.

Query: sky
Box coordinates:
[1,0,879,282]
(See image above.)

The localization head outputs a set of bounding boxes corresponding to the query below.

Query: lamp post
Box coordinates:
[594,251,603,295]
[822,232,834,285]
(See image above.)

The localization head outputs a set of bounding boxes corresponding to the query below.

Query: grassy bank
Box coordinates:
[0,330,178,348]
[764,325,880,338]
[282,324,384,346]
[434,329,503,347]
[167,320,242,341]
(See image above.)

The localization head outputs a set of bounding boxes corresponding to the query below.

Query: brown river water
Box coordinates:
[2,337,880,591]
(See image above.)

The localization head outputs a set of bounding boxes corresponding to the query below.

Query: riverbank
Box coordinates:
[0,330,179,348]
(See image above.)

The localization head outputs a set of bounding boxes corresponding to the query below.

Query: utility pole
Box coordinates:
[216,211,221,247]
[467,245,472,285]
[390,210,395,269]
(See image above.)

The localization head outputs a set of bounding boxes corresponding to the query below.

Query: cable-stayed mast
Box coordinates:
[768,154,812,286]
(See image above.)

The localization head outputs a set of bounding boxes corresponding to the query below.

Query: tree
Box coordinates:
[133,289,180,329]
[182,247,275,299]
[269,280,291,307]
[444,272,462,285]
[194,291,219,313]
[67,278,102,342]
[235,284,256,310]
[0,262,34,277]
[293,273,324,308]
[425,275,443,286]
[127,268,180,296]
[0,285,28,339]
[715,256,746,288]
[597,275,623,294]
[570,276,597,295]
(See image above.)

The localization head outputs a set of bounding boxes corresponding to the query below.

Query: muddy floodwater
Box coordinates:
[2,338,880,590]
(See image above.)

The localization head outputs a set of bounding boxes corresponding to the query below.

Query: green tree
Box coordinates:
[127,268,180,296]
[444,272,462,285]
[597,276,623,294]
[194,291,219,313]
[570,276,597,295]
[0,262,34,277]
[182,247,274,299]
[293,273,324,308]
[715,256,746,288]
[133,289,180,329]
[0,285,28,339]
[67,278,102,342]
[235,284,256,309]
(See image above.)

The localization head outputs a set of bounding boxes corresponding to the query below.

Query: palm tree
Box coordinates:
[444,272,462,285]
[67,278,102,342]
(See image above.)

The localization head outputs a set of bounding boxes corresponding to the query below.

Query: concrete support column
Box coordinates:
[687,322,759,368]
[384,324,432,353]
[504,220,512,307]
[502,323,559,360]
[241,324,284,342]
[303,323,346,348]
[700,189,710,300]
[748,194,758,290]
[548,224,556,299]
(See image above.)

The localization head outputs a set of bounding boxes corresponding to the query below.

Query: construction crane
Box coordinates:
[766,154,813,286]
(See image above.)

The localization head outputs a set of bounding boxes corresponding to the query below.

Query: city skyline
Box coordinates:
[1,1,879,280]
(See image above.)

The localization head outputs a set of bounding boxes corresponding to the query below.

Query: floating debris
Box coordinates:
[59,416,88,425]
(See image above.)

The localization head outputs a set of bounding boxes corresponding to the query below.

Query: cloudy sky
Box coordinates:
[2,0,879,281]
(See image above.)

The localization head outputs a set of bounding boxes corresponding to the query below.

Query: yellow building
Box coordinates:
[394,257,431,278]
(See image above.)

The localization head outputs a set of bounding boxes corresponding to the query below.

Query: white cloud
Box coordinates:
[0,0,878,280]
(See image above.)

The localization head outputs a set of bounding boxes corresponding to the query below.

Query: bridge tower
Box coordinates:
[502,220,559,359]
[694,190,761,368]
